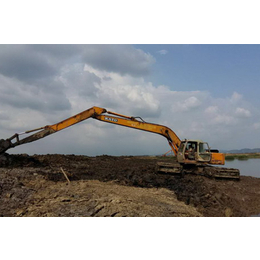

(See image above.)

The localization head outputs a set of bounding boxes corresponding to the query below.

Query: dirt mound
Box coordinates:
[0,153,43,167]
[19,180,201,217]
[1,154,260,217]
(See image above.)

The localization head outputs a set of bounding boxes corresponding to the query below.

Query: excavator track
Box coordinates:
[156,162,240,180]
[156,162,183,174]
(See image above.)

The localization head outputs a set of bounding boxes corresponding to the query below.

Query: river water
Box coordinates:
[225,158,260,178]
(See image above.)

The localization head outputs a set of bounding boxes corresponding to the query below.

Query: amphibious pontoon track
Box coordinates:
[156,162,240,180]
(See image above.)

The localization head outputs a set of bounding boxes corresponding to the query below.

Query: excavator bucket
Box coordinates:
[0,139,11,155]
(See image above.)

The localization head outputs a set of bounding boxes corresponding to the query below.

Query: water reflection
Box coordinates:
[225,158,260,178]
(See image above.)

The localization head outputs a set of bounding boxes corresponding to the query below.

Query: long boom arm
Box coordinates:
[0,106,181,155]
[94,111,181,155]
[0,107,105,154]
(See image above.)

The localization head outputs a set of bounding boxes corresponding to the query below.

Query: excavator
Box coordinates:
[0,106,240,179]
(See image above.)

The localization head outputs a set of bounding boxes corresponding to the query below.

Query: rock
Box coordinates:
[225,208,233,217]
[16,209,25,216]
[5,193,12,198]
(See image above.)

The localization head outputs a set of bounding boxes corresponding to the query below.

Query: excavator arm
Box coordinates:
[93,111,181,155]
[0,107,106,154]
[0,106,181,155]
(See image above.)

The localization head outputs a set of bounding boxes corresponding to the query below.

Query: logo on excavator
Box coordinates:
[104,117,118,122]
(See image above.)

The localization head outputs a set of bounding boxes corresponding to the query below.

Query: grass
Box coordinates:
[138,153,260,162]
[225,153,260,161]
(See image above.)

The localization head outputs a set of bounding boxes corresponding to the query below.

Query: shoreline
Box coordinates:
[225,153,260,160]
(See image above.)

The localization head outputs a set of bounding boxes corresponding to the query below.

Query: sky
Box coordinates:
[0,44,259,156]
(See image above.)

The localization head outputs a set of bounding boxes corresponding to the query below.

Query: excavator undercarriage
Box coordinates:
[156,161,240,179]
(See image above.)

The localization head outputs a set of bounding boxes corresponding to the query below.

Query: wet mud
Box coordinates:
[1,154,260,217]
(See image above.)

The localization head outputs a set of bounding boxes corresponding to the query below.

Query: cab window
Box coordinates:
[199,143,209,153]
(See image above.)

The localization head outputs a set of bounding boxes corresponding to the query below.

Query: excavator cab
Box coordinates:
[177,139,224,165]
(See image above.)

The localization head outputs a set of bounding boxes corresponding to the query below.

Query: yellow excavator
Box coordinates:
[0,106,240,179]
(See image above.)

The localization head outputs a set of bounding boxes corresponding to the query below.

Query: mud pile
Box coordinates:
[1,154,260,217]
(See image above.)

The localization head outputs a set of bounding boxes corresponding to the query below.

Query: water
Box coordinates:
[225,158,260,178]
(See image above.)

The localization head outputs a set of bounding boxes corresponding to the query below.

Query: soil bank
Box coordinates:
[1,154,260,217]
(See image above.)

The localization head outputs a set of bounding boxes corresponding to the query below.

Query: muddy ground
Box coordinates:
[1,153,260,217]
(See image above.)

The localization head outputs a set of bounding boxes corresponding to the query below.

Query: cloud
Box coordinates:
[0,74,71,113]
[81,45,155,77]
[60,63,101,98]
[253,122,260,130]
[0,45,259,155]
[157,50,168,55]
[235,107,251,118]
[205,106,219,114]
[173,96,202,112]
[0,44,156,117]
[211,114,237,125]
[230,91,243,103]
[0,45,61,82]
[81,69,161,118]
[204,105,238,126]
[0,111,9,120]
[182,96,201,111]
[0,45,155,83]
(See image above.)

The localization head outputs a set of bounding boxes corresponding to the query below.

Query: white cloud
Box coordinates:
[211,114,237,125]
[183,96,201,109]
[81,45,155,76]
[174,96,202,112]
[235,107,251,118]
[205,106,219,114]
[230,91,243,103]
[157,50,168,55]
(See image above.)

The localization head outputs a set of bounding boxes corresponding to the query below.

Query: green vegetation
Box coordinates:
[225,153,260,161]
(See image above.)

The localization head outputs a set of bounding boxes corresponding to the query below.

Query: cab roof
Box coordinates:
[181,139,205,143]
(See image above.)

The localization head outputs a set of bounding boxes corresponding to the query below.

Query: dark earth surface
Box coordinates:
[1,153,260,217]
